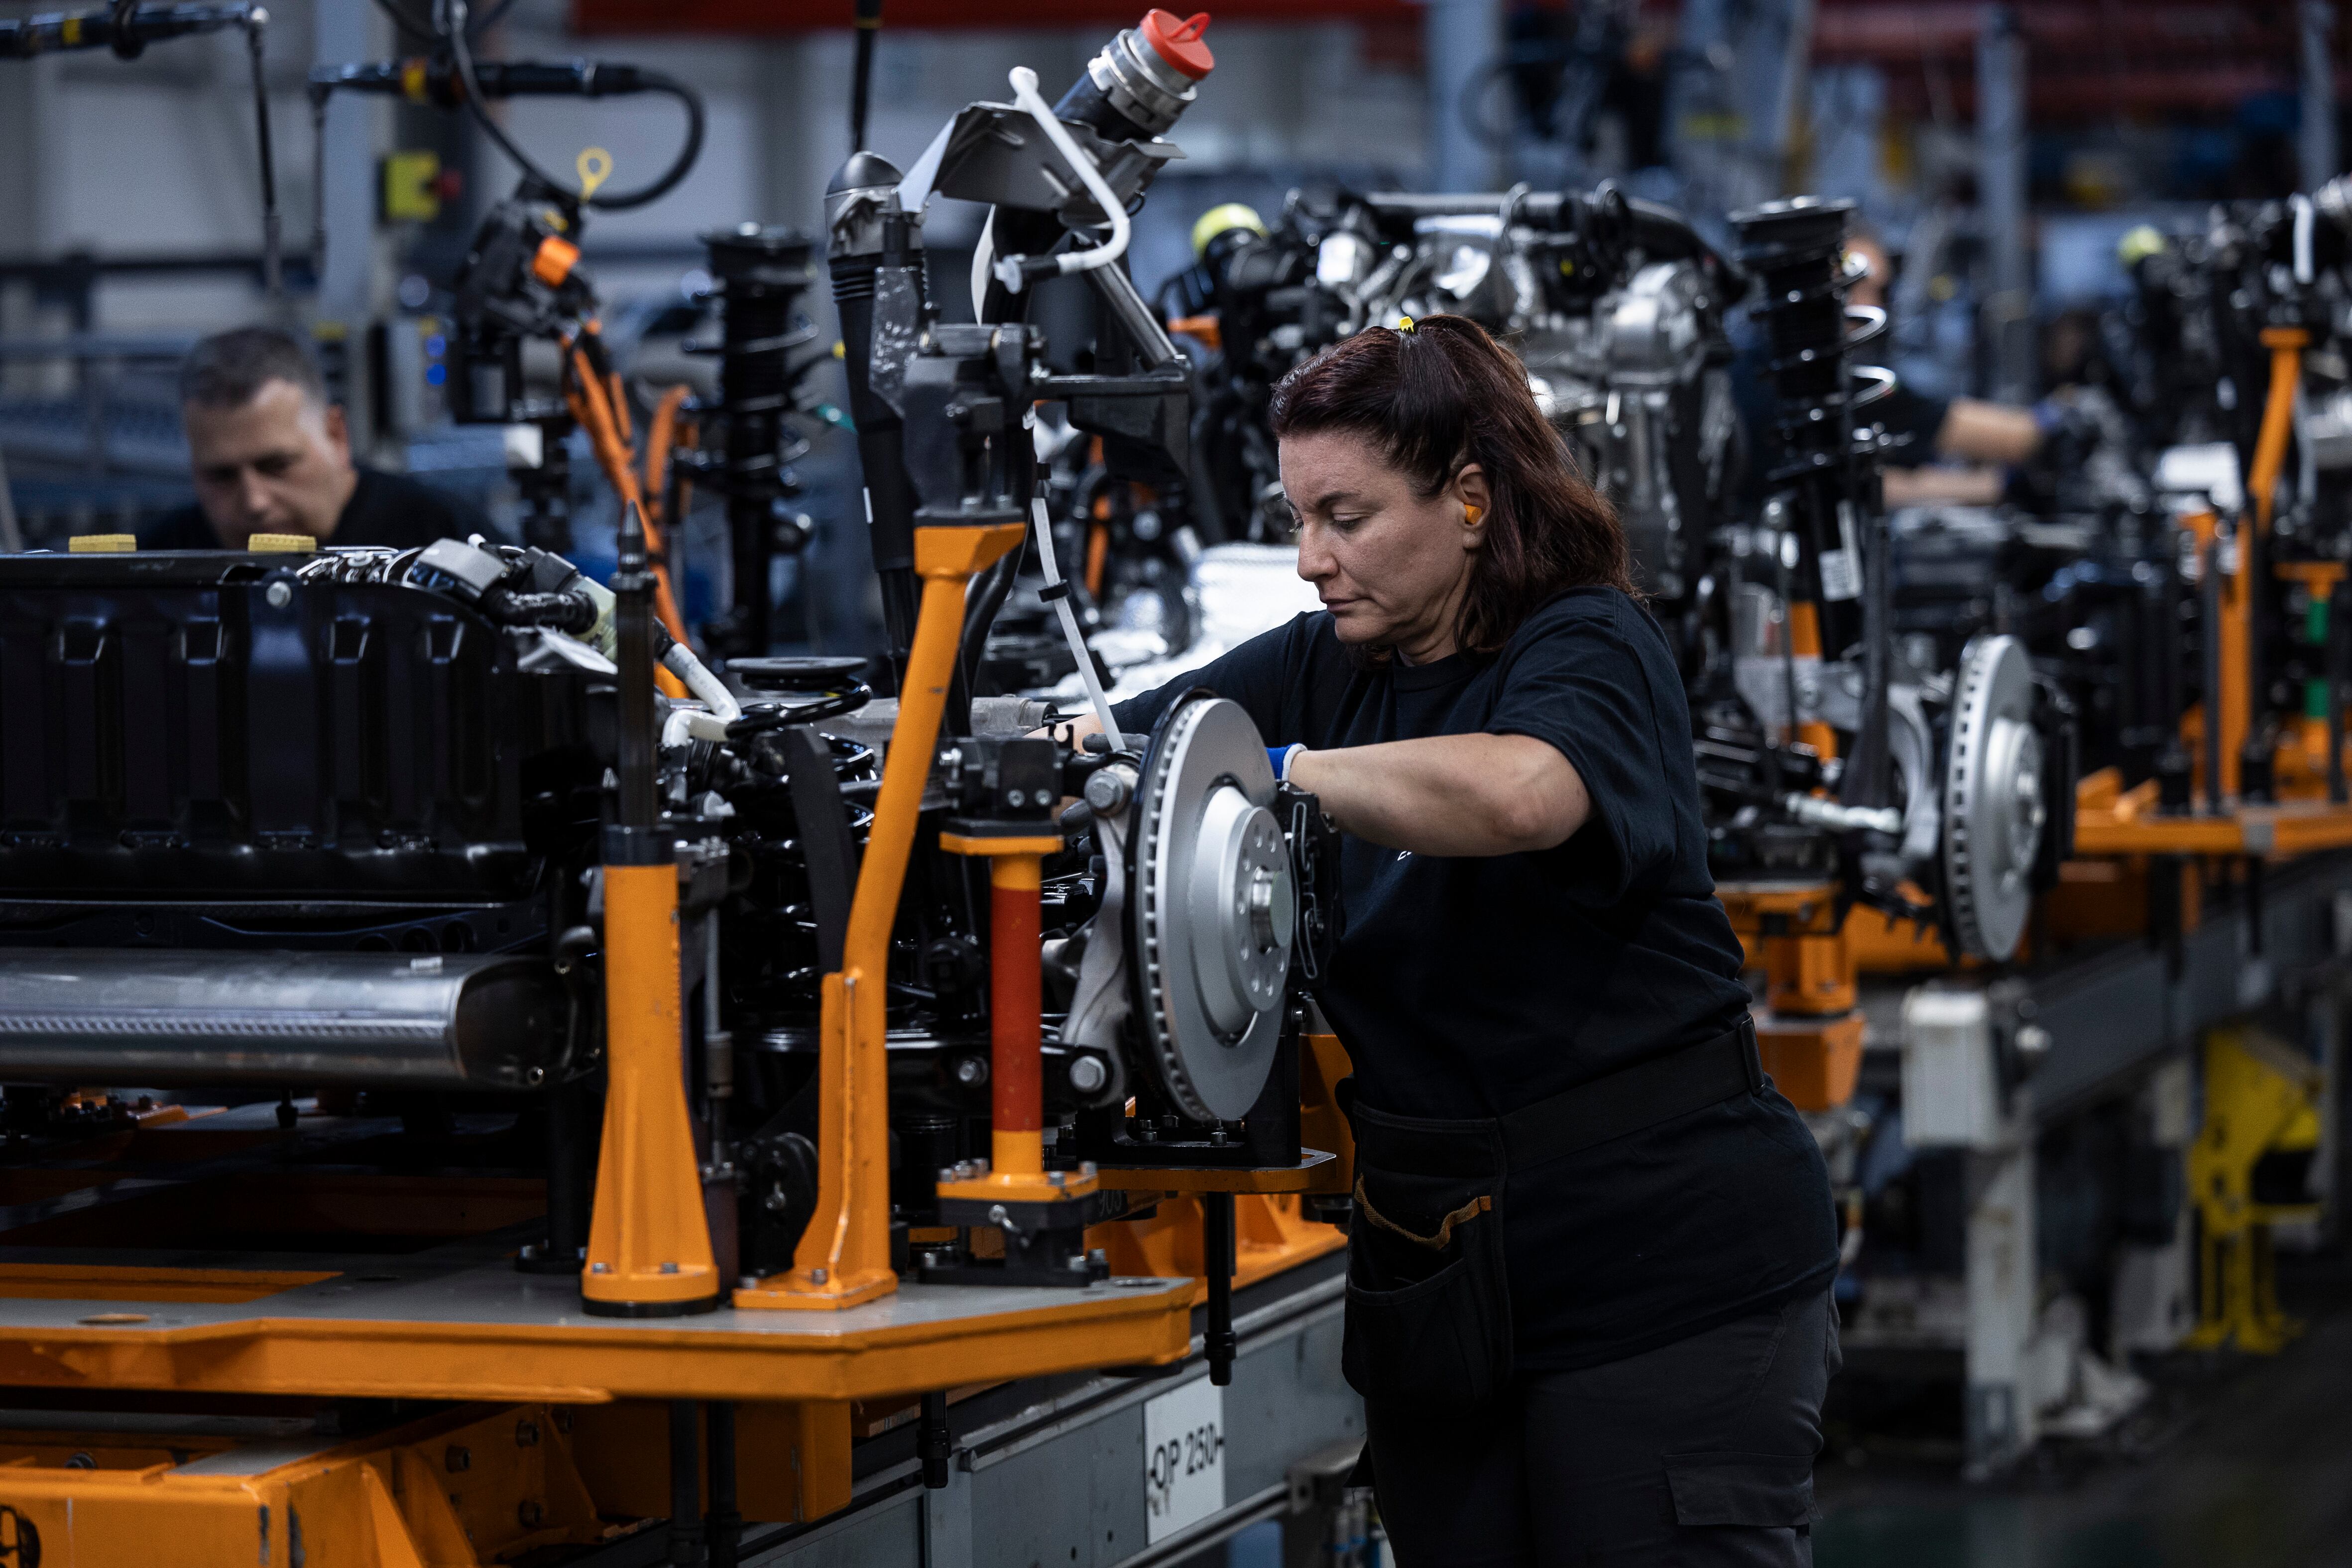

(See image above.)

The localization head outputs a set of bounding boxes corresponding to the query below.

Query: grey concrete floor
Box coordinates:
[1815,1259,2352,1568]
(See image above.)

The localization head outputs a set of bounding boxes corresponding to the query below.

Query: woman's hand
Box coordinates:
[1287,733,1590,856]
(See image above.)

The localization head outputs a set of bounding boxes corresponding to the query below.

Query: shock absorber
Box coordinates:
[1732,196,1897,812]
[700,225,820,658]
[825,151,927,689]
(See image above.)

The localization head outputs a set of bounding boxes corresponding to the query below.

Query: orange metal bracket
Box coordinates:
[1716,879,1864,1113]
[2251,327,2308,535]
[935,833,1101,1206]
[738,522,1029,1311]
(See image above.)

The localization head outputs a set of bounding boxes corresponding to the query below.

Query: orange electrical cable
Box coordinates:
[1084,522,1109,598]
[607,372,634,445]
[566,344,692,696]
[643,384,693,528]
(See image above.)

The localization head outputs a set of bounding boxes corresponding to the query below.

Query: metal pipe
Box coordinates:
[0,951,565,1088]
[1977,5,2032,403]
[2305,1,2339,195]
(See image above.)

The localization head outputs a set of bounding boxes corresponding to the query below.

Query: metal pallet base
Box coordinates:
[578,1256,1360,1568]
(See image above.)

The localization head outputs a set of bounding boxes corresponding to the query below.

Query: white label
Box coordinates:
[1818,548,1861,602]
[1142,1376,1225,1544]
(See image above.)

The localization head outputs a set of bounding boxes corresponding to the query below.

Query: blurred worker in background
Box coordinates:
[1070,316,1839,1566]
[1838,230,2109,510]
[1843,230,2035,504]
[143,326,489,550]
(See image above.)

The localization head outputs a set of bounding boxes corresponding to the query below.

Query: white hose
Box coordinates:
[2294,193,2316,285]
[972,209,997,321]
[659,640,742,747]
[997,66,1131,293]
[663,641,742,723]
[1033,495,1121,739]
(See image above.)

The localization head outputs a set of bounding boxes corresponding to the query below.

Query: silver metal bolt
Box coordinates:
[266,580,292,608]
[1084,770,1132,813]
[955,1056,989,1087]
[810,1267,828,1284]
[660,1261,679,1274]
[589,1262,610,1273]
[988,1204,1010,1225]
[1068,1055,1108,1094]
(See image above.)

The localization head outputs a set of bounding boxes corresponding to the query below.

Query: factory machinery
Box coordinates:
[0,16,1376,1565]
[1086,176,2352,1474]
[10,3,2352,1535]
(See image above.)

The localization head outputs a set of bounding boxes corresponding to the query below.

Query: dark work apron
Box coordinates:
[1339,1016,1764,1416]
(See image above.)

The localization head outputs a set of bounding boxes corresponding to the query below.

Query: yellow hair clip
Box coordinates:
[1395,315,1416,334]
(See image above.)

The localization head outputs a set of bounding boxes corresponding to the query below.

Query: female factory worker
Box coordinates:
[1095,315,1840,1566]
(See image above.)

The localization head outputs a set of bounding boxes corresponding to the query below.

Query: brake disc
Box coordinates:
[1943,635,2045,961]
[1128,693,1295,1121]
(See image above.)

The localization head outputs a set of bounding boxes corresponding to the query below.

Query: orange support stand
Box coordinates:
[737,522,1029,1311]
[580,865,723,1316]
[932,834,1100,1208]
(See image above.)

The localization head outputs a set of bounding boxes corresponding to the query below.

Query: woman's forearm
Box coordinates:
[1287,732,1589,856]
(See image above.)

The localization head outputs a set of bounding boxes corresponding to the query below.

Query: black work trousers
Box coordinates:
[1365,1289,1840,1567]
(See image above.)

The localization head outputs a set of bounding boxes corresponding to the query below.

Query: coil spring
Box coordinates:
[702,226,823,504]
[1731,196,1894,481]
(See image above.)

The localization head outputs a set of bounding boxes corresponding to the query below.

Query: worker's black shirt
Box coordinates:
[140,467,491,551]
[1114,587,1838,1369]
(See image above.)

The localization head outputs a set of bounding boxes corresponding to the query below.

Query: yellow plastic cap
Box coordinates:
[247,533,319,554]
[68,534,137,553]
[1190,202,1266,258]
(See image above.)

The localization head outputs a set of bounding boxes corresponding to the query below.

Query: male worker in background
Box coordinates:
[142,325,491,550]
[1840,229,2066,508]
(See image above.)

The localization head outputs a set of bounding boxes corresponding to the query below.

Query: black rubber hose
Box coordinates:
[958,548,1022,696]
[440,0,705,212]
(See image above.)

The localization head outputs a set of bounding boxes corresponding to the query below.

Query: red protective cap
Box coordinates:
[1140,10,1214,80]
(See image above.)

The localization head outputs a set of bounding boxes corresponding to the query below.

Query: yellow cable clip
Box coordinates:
[577,147,613,202]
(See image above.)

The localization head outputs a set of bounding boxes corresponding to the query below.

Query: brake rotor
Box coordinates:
[1128,692,1295,1121]
[1942,635,2045,961]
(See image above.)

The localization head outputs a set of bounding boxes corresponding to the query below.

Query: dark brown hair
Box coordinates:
[1268,314,1634,657]
[179,325,329,411]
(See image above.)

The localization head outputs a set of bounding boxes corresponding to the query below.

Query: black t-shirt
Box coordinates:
[1113,588,1838,1368]
[139,467,492,551]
